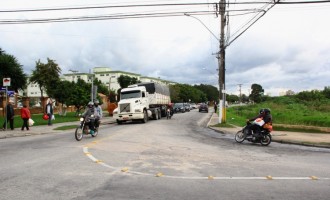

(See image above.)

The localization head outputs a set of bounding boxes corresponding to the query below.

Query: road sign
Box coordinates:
[3,78,11,86]
[7,91,15,97]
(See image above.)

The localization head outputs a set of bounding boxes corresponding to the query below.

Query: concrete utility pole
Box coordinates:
[219,0,226,123]
[238,84,242,103]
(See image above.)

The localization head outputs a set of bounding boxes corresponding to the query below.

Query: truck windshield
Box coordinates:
[121,90,141,99]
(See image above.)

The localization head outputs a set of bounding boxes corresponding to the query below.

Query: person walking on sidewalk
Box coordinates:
[45,98,53,126]
[2,100,15,130]
[20,105,31,131]
[214,102,217,114]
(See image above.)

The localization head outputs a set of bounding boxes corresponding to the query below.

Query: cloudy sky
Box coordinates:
[1,0,330,96]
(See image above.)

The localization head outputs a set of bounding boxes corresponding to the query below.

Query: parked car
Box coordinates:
[199,103,209,113]
[190,103,197,109]
[184,103,191,112]
[174,103,186,113]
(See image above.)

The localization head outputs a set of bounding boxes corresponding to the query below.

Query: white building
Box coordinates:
[63,67,144,92]
[24,67,176,98]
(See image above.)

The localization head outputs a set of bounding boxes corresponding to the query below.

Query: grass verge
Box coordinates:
[53,125,78,131]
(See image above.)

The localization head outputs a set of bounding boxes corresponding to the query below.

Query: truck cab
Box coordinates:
[113,83,170,124]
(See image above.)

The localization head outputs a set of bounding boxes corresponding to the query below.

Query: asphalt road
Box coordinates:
[0,110,330,200]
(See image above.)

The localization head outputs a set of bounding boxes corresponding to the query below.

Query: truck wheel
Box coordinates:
[116,119,122,125]
[142,110,148,123]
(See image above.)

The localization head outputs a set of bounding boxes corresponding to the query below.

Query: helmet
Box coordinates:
[94,100,99,104]
[88,101,94,108]
[264,108,271,115]
[259,109,265,114]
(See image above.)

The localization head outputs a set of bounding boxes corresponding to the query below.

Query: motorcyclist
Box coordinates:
[167,103,174,116]
[82,101,99,134]
[246,109,266,136]
[94,99,103,128]
[262,108,273,129]
[247,108,272,136]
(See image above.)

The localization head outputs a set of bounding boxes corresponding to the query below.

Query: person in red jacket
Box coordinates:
[20,104,31,131]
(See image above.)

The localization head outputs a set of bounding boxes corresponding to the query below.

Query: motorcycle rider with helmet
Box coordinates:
[82,101,99,134]
[246,108,272,136]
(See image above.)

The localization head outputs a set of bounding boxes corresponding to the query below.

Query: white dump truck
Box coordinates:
[113,82,171,124]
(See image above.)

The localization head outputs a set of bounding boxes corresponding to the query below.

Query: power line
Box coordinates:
[0,10,215,24]
[0,3,215,13]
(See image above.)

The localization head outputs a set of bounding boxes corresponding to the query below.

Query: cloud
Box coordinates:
[1,1,330,97]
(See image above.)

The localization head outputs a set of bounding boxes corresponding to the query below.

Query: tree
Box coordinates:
[226,94,239,103]
[322,86,330,99]
[93,77,109,99]
[249,83,264,103]
[29,58,61,98]
[194,84,219,102]
[286,90,295,96]
[117,75,140,89]
[170,84,207,103]
[108,89,117,103]
[296,90,325,102]
[64,79,91,113]
[52,80,72,105]
[241,94,249,103]
[0,48,27,92]
[117,75,140,101]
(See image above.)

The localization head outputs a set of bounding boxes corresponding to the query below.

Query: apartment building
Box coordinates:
[23,67,175,100]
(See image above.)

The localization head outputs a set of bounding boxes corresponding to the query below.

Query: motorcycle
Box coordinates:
[235,121,272,146]
[166,108,173,119]
[75,115,99,141]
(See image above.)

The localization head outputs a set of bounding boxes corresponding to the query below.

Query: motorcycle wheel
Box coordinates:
[75,127,83,141]
[92,127,99,137]
[235,130,245,143]
[260,134,272,146]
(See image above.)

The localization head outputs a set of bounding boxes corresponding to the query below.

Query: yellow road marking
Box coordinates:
[156,172,164,177]
[121,167,129,172]
[82,135,329,181]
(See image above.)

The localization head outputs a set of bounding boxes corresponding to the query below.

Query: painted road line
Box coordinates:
[83,144,330,181]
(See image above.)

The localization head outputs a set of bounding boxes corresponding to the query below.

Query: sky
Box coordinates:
[1,0,330,96]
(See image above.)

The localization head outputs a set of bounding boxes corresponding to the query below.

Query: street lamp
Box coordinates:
[186,13,226,123]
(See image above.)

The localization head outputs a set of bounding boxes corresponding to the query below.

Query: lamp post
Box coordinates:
[186,10,226,123]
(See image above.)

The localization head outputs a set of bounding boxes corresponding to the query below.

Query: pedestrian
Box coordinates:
[45,98,53,126]
[214,102,217,113]
[2,100,15,130]
[20,104,31,131]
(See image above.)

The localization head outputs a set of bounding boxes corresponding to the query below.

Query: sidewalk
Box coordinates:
[208,113,330,148]
[0,117,117,139]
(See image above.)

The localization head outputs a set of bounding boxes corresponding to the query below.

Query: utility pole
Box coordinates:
[238,84,242,103]
[219,0,226,123]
